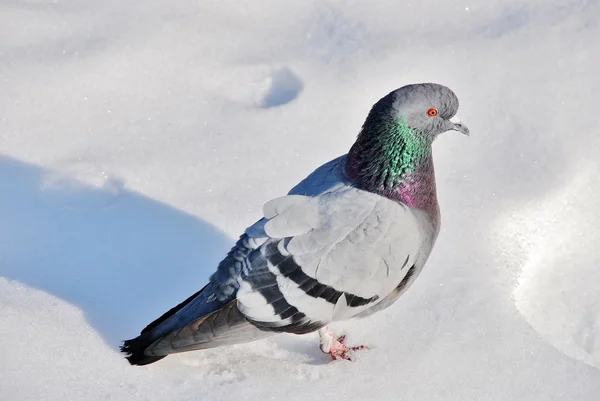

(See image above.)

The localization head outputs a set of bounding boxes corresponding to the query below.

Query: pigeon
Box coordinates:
[121,83,469,365]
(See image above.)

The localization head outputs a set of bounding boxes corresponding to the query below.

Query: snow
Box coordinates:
[1,0,599,399]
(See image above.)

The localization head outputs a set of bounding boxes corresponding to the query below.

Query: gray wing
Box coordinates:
[236,182,423,333]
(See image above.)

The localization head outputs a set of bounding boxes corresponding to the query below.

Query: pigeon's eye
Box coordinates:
[427,108,438,117]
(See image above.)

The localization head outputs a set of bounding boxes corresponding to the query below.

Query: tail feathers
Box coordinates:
[140,285,208,335]
[145,300,271,355]
[121,283,216,366]
[120,334,167,366]
[121,300,272,366]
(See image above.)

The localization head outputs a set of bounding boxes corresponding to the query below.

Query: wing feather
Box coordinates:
[237,183,421,332]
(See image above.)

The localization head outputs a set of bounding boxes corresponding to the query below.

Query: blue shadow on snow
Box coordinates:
[0,155,232,348]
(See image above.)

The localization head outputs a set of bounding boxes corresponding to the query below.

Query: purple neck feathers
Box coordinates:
[345,151,440,225]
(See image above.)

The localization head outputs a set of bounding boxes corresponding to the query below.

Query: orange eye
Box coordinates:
[427,108,438,117]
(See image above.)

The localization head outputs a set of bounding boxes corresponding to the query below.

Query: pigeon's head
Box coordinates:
[347,83,468,192]
[371,83,469,138]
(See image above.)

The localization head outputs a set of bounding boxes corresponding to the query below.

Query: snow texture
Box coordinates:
[1,0,600,400]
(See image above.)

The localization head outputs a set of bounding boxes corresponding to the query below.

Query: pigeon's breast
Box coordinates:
[389,161,441,232]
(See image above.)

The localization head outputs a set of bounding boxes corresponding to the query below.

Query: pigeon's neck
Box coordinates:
[345,118,440,221]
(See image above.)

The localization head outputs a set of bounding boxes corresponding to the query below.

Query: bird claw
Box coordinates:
[330,336,369,360]
[318,328,368,361]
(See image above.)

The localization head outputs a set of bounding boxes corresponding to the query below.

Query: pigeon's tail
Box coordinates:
[121,284,271,366]
[121,334,168,366]
[121,285,211,366]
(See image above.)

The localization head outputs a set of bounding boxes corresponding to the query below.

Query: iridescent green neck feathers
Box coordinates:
[346,117,433,192]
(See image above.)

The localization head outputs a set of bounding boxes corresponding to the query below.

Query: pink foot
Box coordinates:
[328,335,368,361]
[318,328,368,361]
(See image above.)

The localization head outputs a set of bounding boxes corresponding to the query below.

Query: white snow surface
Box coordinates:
[1,0,600,399]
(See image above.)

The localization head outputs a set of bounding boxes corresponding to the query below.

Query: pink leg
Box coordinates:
[318,327,368,361]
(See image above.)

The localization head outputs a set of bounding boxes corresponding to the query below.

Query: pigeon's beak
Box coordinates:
[449,115,470,136]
